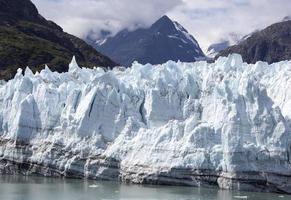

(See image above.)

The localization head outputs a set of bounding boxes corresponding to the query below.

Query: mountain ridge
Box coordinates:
[216,20,291,63]
[0,0,117,80]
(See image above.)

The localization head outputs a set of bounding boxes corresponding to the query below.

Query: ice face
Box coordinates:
[0,54,291,192]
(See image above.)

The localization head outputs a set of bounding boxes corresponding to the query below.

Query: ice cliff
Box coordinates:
[0,54,291,193]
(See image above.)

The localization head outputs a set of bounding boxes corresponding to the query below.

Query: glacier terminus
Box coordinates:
[0,54,291,193]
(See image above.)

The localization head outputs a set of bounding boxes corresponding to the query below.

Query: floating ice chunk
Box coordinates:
[88,184,99,188]
[234,196,248,199]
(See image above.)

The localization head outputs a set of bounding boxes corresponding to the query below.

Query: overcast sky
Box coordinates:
[31,0,291,51]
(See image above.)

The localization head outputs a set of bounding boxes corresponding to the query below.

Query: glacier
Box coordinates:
[0,54,291,193]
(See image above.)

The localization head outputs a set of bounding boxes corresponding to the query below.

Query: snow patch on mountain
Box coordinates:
[0,54,291,193]
[173,21,199,47]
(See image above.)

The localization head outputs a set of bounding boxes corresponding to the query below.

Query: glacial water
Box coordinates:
[0,175,289,200]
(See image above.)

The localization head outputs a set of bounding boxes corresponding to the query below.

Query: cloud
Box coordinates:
[31,0,182,39]
[168,0,291,51]
[32,0,291,51]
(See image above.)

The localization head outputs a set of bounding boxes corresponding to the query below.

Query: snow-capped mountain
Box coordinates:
[88,15,206,66]
[87,30,111,47]
[207,40,231,58]
[1,54,291,193]
[207,33,244,58]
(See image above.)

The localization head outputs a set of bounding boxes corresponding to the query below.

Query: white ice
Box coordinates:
[0,54,291,184]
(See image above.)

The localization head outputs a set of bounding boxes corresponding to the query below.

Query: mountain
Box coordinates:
[283,16,291,22]
[87,29,111,47]
[216,20,291,63]
[1,54,291,193]
[206,33,253,58]
[207,40,231,58]
[0,0,116,80]
[88,16,205,67]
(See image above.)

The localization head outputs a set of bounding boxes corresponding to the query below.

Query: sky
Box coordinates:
[31,0,291,52]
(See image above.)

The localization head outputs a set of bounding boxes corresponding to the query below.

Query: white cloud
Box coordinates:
[168,0,291,51]
[31,0,182,38]
[32,0,291,51]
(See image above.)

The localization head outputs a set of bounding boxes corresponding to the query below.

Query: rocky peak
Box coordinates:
[150,15,177,32]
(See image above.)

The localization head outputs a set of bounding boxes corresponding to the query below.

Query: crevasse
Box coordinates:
[0,54,291,193]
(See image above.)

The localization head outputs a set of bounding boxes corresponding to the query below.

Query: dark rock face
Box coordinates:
[0,0,39,21]
[89,16,205,67]
[216,20,291,64]
[0,0,116,80]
